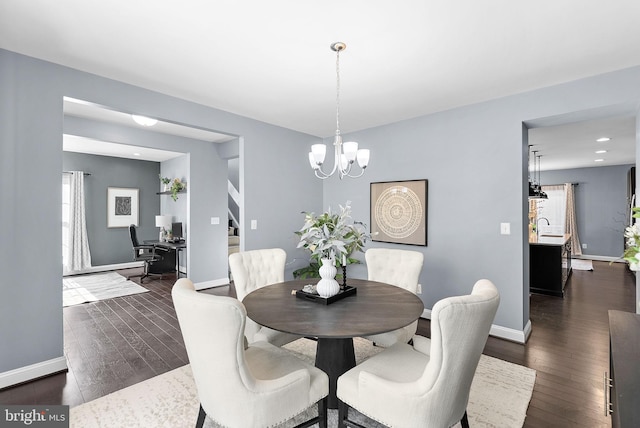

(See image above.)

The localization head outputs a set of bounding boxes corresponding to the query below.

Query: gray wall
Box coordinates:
[63,151,161,266]
[0,48,322,376]
[540,164,633,258]
[160,154,189,234]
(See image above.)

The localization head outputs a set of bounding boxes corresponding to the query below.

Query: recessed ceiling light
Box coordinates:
[133,152,141,156]
[595,150,607,154]
[132,115,158,127]
[594,159,605,162]
[596,137,611,142]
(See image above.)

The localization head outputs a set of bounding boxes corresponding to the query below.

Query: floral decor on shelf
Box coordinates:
[294,201,370,279]
[159,174,171,189]
[622,207,640,270]
[159,175,186,201]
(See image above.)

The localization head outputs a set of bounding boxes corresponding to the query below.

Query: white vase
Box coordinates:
[317,258,340,298]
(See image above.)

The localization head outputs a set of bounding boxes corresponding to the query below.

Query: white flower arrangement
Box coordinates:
[621,207,640,270]
[296,201,369,265]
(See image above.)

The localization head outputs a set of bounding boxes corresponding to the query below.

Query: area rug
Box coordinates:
[70,338,536,428]
[571,259,594,271]
[63,272,149,307]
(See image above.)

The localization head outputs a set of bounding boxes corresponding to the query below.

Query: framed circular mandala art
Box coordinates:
[370,179,427,246]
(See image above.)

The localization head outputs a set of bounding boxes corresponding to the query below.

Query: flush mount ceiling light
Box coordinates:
[132,115,158,127]
[595,159,605,162]
[596,137,611,142]
[595,150,607,154]
[308,42,370,180]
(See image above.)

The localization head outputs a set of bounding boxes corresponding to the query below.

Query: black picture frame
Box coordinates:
[370,179,428,246]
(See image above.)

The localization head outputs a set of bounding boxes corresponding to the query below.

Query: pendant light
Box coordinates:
[536,154,548,199]
[529,150,547,200]
[308,42,370,179]
[528,145,537,198]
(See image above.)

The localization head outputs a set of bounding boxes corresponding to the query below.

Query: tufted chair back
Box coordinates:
[363,248,424,347]
[417,279,500,427]
[365,248,424,293]
[229,248,299,346]
[229,248,286,301]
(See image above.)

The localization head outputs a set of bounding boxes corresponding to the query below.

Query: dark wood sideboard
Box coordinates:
[607,310,640,427]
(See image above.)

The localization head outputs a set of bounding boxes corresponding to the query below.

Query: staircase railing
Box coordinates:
[228,179,240,230]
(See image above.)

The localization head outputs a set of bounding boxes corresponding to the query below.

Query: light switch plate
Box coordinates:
[251,220,257,230]
[500,223,510,235]
[211,217,220,225]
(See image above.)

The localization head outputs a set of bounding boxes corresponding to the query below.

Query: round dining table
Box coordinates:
[242,278,424,408]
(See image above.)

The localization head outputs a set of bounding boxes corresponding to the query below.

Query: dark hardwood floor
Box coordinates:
[0,261,635,427]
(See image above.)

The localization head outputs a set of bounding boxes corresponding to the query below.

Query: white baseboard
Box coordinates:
[0,357,67,390]
[63,262,143,277]
[194,277,230,291]
[421,309,530,344]
[573,255,620,262]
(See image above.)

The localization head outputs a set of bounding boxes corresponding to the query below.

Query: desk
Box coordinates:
[243,278,424,408]
[146,240,187,277]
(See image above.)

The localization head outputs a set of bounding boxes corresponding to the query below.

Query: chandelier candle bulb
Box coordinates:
[342,141,358,161]
[311,144,326,164]
[308,153,320,170]
[357,149,370,168]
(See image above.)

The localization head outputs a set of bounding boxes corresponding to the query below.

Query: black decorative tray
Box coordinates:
[295,285,357,305]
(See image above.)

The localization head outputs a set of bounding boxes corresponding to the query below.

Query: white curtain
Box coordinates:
[539,183,582,256]
[63,171,92,273]
[564,183,582,256]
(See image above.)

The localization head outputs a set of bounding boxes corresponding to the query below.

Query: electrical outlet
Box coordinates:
[417,283,422,294]
[582,243,587,249]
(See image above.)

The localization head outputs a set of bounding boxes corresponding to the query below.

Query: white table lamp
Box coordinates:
[155,215,172,241]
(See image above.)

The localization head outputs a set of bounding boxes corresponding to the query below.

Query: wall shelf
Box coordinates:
[156,190,186,195]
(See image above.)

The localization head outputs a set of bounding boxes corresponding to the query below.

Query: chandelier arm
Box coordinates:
[314,169,331,180]
[313,142,341,178]
[343,166,366,179]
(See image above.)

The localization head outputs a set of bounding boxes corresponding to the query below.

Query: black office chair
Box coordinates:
[127,224,166,283]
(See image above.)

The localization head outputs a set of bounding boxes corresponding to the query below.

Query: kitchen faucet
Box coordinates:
[536,217,550,234]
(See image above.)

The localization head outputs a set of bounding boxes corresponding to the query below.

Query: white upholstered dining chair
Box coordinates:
[229,248,300,346]
[337,279,500,428]
[172,278,329,428]
[362,248,424,347]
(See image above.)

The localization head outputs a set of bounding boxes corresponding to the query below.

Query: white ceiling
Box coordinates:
[63,134,185,162]
[529,116,636,171]
[2,0,639,169]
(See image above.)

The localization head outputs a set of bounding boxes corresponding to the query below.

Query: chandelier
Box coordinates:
[308,42,370,179]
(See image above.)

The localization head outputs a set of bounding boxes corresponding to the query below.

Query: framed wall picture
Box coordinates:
[107,187,139,228]
[370,179,428,246]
